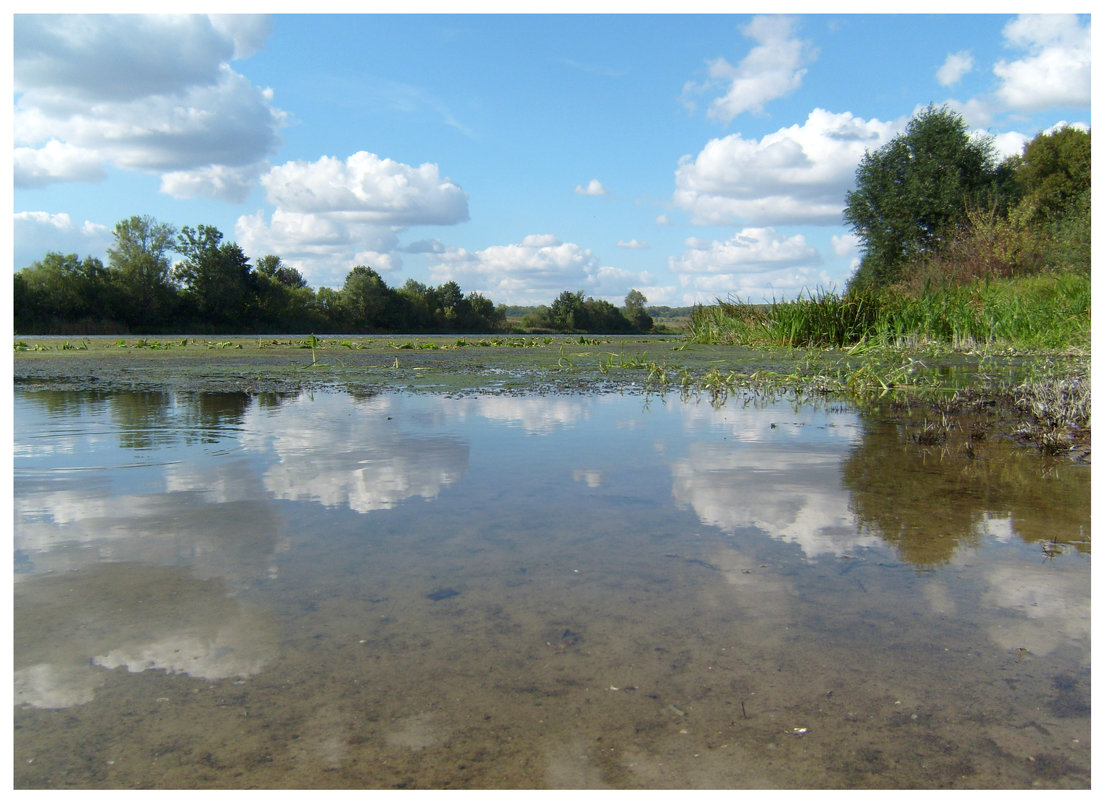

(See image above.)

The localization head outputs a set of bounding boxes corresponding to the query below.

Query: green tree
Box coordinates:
[106,215,178,328]
[1013,126,1090,274]
[339,265,394,330]
[436,280,464,319]
[464,293,506,331]
[175,225,255,327]
[624,289,653,332]
[14,252,116,330]
[844,105,1003,290]
[550,290,587,331]
[256,254,308,289]
[1014,126,1090,227]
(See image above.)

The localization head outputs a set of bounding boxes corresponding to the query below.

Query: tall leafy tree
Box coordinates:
[256,254,308,289]
[106,215,178,328]
[624,289,653,332]
[550,290,587,331]
[339,265,394,330]
[844,105,1002,290]
[1015,127,1091,274]
[175,225,255,326]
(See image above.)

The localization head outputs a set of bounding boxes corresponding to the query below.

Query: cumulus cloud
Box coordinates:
[401,239,448,254]
[159,162,268,203]
[830,232,861,258]
[235,208,403,288]
[668,227,827,304]
[14,140,106,187]
[234,151,469,286]
[13,211,111,269]
[426,234,650,305]
[13,14,284,199]
[14,14,234,102]
[937,51,974,86]
[673,108,898,226]
[994,14,1090,112]
[681,15,817,122]
[260,152,469,225]
[574,179,608,196]
[617,239,649,249]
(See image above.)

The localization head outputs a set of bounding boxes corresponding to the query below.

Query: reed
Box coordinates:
[689,274,1089,351]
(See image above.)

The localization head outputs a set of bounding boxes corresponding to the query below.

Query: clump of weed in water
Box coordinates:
[1014,369,1090,456]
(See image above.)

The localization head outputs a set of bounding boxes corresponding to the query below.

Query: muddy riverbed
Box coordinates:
[11,335,1091,789]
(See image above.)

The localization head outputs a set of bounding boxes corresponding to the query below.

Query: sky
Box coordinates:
[9,8,1093,307]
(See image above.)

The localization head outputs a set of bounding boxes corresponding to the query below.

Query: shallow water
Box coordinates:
[12,387,1090,789]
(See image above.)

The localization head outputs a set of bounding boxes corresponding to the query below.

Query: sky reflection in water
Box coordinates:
[12,388,1090,789]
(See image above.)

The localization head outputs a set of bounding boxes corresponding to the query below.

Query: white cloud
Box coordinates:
[617,239,649,249]
[14,140,106,187]
[235,151,469,286]
[673,108,898,226]
[13,14,284,197]
[13,211,111,269]
[401,239,447,255]
[260,152,469,225]
[427,234,650,306]
[671,228,820,274]
[668,227,827,304]
[994,14,1090,113]
[574,178,608,196]
[235,207,403,288]
[830,233,860,258]
[681,15,817,123]
[159,163,267,203]
[937,51,974,86]
[14,14,235,102]
[208,14,273,59]
[990,131,1030,160]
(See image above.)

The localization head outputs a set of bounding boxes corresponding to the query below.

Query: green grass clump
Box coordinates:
[689,274,1089,351]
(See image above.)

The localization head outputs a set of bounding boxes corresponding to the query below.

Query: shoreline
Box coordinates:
[14,334,1090,463]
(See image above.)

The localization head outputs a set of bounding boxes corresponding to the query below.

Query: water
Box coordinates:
[12,388,1090,789]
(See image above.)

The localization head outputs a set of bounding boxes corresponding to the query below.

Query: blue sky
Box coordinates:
[11,10,1092,306]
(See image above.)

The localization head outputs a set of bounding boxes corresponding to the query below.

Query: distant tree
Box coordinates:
[585,298,633,333]
[175,225,255,326]
[550,290,587,331]
[844,105,1004,290]
[395,279,435,329]
[520,305,555,331]
[339,265,394,330]
[256,254,308,289]
[14,252,116,330]
[464,293,506,331]
[623,289,653,332]
[436,280,464,319]
[315,286,343,325]
[106,215,178,328]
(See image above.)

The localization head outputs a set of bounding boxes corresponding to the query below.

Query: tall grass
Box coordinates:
[689,274,1089,351]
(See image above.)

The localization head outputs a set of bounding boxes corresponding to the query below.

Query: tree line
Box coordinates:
[844,105,1089,293]
[13,219,654,335]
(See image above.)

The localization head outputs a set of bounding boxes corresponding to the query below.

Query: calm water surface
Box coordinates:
[13,388,1090,789]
